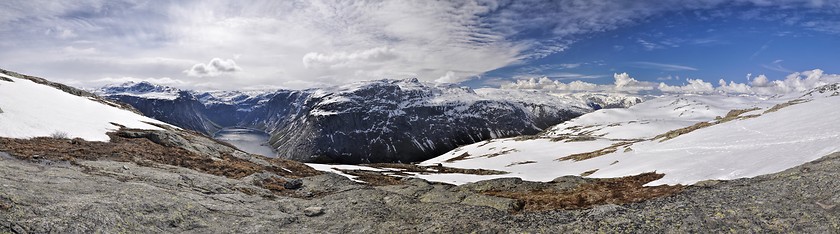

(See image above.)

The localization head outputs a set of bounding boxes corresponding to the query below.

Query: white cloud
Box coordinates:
[1,0,840,90]
[302,47,397,69]
[717,79,752,93]
[658,79,715,94]
[750,73,772,87]
[185,58,241,77]
[500,69,840,96]
[435,71,464,83]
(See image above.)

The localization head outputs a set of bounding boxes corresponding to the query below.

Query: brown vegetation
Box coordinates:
[335,169,405,186]
[444,152,472,163]
[580,169,599,176]
[557,141,636,161]
[652,121,715,142]
[763,99,809,114]
[654,107,766,142]
[482,172,684,211]
[505,161,537,167]
[0,131,320,180]
[715,107,761,123]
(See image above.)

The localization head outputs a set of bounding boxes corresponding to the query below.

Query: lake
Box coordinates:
[213,127,277,158]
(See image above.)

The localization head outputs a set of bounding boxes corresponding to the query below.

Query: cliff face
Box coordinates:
[97,79,616,163]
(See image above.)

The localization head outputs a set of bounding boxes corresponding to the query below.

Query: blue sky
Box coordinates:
[1,0,839,90]
[469,7,840,88]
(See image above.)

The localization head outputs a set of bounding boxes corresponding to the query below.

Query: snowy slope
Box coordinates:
[0,73,168,141]
[411,89,840,186]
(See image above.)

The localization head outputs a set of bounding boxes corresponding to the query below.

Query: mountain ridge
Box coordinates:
[95,79,642,163]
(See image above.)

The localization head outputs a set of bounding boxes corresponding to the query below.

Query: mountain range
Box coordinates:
[95,80,642,163]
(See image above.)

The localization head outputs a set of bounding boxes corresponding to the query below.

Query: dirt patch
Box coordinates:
[654,107,764,142]
[564,136,598,142]
[512,135,541,141]
[580,169,599,176]
[652,121,715,142]
[763,99,809,114]
[716,108,761,123]
[506,161,537,167]
[557,141,636,162]
[335,169,405,186]
[480,149,518,158]
[445,152,472,163]
[482,172,684,211]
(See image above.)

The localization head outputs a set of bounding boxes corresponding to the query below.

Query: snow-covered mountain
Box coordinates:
[95,79,640,163]
[313,80,840,186]
[0,71,169,141]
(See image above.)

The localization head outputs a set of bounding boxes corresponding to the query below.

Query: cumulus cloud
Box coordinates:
[185,58,241,77]
[501,73,654,92]
[658,79,715,94]
[500,69,840,96]
[435,71,467,83]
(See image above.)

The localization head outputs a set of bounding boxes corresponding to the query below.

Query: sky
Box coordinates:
[1,0,839,92]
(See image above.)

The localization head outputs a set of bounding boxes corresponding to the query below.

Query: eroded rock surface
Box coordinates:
[2,152,839,233]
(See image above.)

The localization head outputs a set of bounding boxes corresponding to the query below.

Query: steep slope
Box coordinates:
[0,73,167,141]
[261,79,591,163]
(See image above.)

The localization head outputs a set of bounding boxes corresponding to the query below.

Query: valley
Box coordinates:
[213,127,276,157]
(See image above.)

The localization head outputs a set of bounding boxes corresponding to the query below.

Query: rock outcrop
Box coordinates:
[2,149,838,233]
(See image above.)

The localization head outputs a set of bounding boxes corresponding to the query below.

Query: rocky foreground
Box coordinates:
[1,129,838,233]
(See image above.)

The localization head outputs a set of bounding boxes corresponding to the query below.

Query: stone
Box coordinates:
[303,207,324,217]
[461,194,524,212]
[692,179,721,187]
[419,191,467,204]
[283,179,303,190]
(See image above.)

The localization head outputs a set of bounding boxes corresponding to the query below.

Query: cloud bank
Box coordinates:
[501,69,840,95]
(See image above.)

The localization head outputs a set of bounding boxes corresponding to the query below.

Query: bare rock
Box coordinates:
[461,194,524,212]
[303,207,324,217]
[419,191,467,204]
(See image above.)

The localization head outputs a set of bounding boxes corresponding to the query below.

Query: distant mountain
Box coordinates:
[95,79,642,163]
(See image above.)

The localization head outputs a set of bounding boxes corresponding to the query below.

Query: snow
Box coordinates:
[0,76,169,141]
[407,90,840,186]
[544,95,776,139]
[96,81,181,100]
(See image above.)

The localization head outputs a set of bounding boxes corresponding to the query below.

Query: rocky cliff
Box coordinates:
[98,79,628,163]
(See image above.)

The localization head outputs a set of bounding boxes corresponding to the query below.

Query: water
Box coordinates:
[213,127,277,157]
